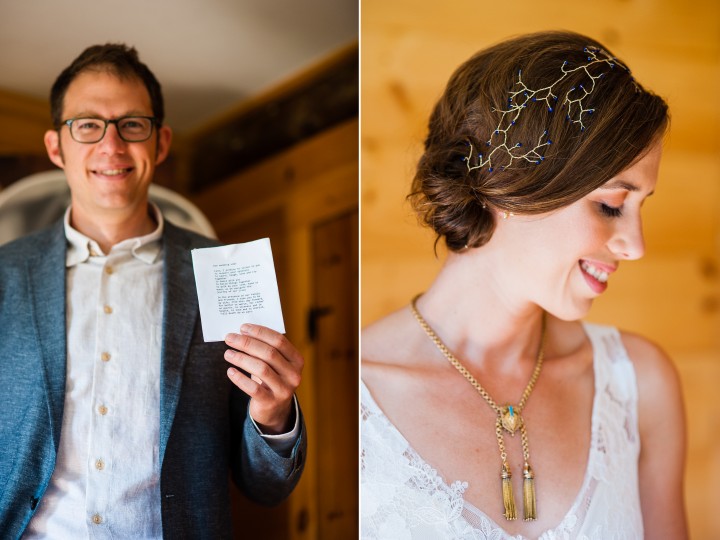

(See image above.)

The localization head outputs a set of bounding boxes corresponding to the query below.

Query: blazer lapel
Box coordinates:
[159,223,201,465]
[27,221,68,453]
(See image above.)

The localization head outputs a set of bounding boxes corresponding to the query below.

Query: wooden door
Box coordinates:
[311,210,358,539]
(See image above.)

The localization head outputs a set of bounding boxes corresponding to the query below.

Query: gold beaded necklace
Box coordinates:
[410,294,547,521]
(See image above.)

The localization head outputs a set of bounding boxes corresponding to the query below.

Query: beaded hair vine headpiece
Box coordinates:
[463,46,632,174]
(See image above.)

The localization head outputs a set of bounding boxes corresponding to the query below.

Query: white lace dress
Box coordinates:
[361,323,643,540]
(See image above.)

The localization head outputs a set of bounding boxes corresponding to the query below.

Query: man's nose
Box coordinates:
[97,122,126,152]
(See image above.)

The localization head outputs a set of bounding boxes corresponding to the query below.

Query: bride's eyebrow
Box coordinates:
[599,180,655,198]
[598,180,655,200]
[599,180,639,191]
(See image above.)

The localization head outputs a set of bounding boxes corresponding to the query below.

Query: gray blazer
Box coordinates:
[0,219,306,539]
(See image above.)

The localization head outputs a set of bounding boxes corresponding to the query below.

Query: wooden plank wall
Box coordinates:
[360,1,720,538]
[0,89,49,156]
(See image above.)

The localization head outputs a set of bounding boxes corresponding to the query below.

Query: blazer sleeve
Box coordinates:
[229,386,307,505]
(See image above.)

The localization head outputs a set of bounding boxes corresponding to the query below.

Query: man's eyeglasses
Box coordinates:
[61,116,159,143]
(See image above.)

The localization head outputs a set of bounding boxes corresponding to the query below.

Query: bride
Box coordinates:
[361,31,687,539]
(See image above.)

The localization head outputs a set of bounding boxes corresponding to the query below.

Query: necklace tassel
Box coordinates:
[523,462,537,521]
[501,463,517,520]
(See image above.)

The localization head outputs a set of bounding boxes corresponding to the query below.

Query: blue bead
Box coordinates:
[488,167,494,172]
[548,107,553,112]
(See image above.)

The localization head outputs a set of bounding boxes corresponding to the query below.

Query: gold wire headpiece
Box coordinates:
[463,47,631,174]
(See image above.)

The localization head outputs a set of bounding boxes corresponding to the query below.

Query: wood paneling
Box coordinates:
[181,44,358,194]
[0,88,49,156]
[185,47,357,192]
[312,211,358,539]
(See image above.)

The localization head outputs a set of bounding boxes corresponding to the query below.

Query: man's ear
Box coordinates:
[44,130,64,169]
[155,125,173,165]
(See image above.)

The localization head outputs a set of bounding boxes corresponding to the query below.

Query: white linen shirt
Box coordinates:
[26,207,166,538]
[26,206,299,539]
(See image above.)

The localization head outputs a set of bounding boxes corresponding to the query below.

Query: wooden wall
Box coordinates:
[0,89,55,186]
[361,1,720,538]
[0,88,48,155]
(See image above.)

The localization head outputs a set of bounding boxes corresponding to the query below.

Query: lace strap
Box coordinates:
[583,322,638,403]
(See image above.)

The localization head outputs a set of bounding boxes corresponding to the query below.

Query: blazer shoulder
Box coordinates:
[0,221,64,266]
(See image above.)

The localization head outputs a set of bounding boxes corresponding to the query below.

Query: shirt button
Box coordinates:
[103,305,113,314]
[95,459,104,471]
[101,352,111,362]
[98,405,108,415]
[92,513,102,524]
[105,266,113,275]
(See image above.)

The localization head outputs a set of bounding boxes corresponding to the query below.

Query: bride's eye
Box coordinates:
[599,203,623,218]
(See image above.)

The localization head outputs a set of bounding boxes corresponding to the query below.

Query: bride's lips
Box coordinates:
[579,259,616,294]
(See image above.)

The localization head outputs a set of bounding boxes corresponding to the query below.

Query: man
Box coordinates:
[0,44,306,538]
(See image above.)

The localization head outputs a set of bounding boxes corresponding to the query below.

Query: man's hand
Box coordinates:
[224,324,303,434]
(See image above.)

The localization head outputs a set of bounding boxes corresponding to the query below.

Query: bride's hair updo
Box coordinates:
[410,31,669,252]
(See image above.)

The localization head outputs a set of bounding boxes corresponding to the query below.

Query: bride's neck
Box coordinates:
[416,251,545,373]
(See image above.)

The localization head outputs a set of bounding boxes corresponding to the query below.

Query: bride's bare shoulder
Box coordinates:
[363,307,417,365]
[362,305,439,407]
[362,305,431,384]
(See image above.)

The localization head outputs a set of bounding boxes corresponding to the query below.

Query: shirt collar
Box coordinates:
[65,203,164,267]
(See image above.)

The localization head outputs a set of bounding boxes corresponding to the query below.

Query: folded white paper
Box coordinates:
[191,238,285,342]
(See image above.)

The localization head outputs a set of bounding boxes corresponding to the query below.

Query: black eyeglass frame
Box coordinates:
[60,115,160,144]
